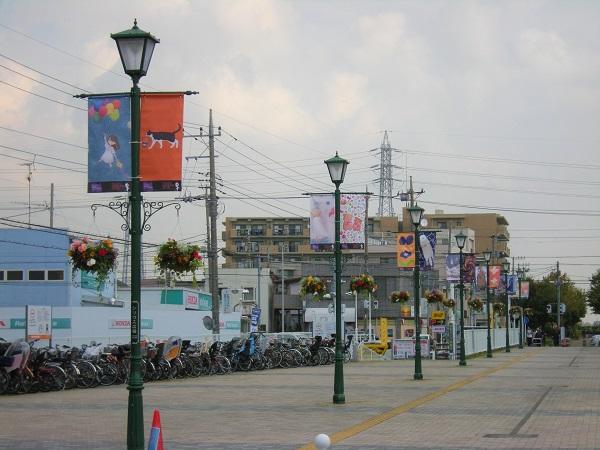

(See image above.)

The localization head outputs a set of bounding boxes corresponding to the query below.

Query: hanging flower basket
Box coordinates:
[510,306,522,318]
[523,307,534,316]
[390,291,410,303]
[154,239,203,286]
[443,298,456,308]
[350,274,378,294]
[493,302,506,315]
[425,289,444,304]
[468,298,484,312]
[68,237,118,289]
[300,275,326,299]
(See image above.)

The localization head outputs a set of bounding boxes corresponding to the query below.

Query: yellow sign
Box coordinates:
[379,318,388,346]
[431,311,446,320]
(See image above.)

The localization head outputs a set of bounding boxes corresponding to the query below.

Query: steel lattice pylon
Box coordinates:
[372,131,400,216]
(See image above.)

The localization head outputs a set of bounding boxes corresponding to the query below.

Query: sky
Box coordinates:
[0,1,599,321]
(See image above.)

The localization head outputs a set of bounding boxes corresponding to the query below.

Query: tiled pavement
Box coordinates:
[0,346,598,449]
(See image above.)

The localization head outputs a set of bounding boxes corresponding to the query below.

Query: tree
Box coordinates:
[526,271,586,338]
[587,269,600,314]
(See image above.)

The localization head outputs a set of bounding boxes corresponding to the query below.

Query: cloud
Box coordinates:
[207,65,316,138]
[322,72,368,123]
[0,64,38,128]
[516,28,571,77]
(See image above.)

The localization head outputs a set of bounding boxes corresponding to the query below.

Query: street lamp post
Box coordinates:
[517,268,524,349]
[502,261,511,353]
[111,20,159,450]
[455,231,467,366]
[483,250,493,358]
[408,204,424,380]
[324,152,349,405]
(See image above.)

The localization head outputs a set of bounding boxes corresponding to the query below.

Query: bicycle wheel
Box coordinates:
[215,355,231,374]
[40,366,66,391]
[96,361,118,386]
[0,370,8,394]
[76,361,97,388]
[63,362,79,389]
[317,347,329,365]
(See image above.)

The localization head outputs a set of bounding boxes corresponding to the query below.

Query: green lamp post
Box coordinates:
[111,20,159,450]
[517,267,524,349]
[483,250,493,358]
[455,231,467,366]
[324,152,349,404]
[407,204,425,380]
[502,260,511,353]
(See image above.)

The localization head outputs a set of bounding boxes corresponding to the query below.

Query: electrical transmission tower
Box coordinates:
[371,131,401,216]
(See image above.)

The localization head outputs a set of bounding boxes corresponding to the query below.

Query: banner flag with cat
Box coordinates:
[87,95,132,193]
[139,93,184,192]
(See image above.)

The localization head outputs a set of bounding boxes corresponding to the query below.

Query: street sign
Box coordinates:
[560,303,566,314]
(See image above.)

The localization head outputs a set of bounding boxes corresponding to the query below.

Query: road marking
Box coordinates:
[297,352,534,450]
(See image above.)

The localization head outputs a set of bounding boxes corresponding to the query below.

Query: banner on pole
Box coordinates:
[87,95,132,193]
[397,233,415,269]
[309,194,366,250]
[463,254,476,283]
[418,231,436,271]
[488,265,501,289]
[520,281,530,299]
[140,93,184,192]
[446,254,459,281]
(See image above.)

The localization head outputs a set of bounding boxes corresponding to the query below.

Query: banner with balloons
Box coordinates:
[87,95,132,193]
[139,93,184,192]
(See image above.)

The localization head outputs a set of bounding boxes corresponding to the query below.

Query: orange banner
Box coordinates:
[397,232,415,269]
[139,94,184,192]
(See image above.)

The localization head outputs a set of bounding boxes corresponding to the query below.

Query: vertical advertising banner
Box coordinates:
[250,307,261,332]
[418,231,437,271]
[463,254,476,283]
[488,265,501,289]
[309,194,366,250]
[446,254,459,281]
[310,194,334,247]
[87,95,132,193]
[475,266,487,292]
[341,194,366,248]
[140,93,184,192]
[520,281,530,299]
[397,233,415,269]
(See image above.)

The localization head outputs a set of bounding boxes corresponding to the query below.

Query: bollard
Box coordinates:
[315,433,331,450]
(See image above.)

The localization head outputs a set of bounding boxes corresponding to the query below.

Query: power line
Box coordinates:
[0,125,86,149]
[0,62,75,95]
[0,79,86,111]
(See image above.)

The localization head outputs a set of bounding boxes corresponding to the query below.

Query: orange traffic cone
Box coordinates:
[147,409,164,450]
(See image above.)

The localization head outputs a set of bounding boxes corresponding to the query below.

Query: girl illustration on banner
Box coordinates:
[98,134,124,169]
[87,95,131,192]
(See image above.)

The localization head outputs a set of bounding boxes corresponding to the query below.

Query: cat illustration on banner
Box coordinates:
[145,124,181,149]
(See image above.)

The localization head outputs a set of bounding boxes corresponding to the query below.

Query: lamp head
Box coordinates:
[407,204,425,227]
[324,152,349,185]
[111,19,159,83]
[455,231,467,250]
[502,261,511,273]
[483,250,492,263]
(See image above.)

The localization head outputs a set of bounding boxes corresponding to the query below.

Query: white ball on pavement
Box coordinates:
[314,433,331,450]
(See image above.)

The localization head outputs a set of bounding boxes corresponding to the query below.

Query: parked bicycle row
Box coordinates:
[0,334,353,395]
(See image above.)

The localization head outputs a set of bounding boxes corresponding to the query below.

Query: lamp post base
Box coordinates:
[414,373,423,380]
[505,348,511,353]
[333,394,345,404]
[486,352,492,358]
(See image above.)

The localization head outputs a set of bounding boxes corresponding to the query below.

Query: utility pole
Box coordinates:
[281,243,285,334]
[49,183,54,228]
[22,162,34,228]
[186,111,221,335]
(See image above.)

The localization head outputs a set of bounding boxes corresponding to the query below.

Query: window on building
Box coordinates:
[288,224,302,236]
[28,270,45,281]
[0,271,4,281]
[455,221,462,226]
[273,224,284,235]
[437,221,447,229]
[6,270,23,281]
[288,241,300,252]
[380,257,395,265]
[250,225,265,236]
[235,241,245,252]
[47,270,64,281]
[235,225,248,236]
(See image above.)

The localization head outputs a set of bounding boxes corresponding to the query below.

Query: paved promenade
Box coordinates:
[0,346,598,449]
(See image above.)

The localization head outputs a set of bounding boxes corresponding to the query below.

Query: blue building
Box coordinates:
[0,228,116,307]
